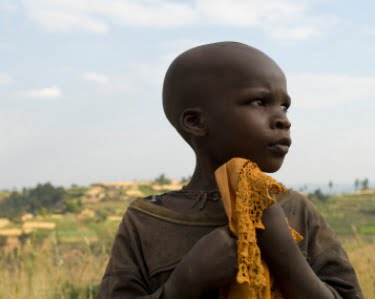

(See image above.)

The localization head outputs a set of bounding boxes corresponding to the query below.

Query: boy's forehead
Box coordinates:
[178,42,284,88]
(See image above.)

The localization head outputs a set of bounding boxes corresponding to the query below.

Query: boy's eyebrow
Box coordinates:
[237,87,291,103]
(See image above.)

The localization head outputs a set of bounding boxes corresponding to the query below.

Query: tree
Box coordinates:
[361,178,369,191]
[154,174,171,185]
[0,182,84,218]
[354,179,359,191]
[65,199,82,213]
[328,181,333,193]
[309,188,328,201]
[28,183,65,213]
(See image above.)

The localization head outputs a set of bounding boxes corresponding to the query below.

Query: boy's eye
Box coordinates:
[252,99,265,106]
[281,104,290,113]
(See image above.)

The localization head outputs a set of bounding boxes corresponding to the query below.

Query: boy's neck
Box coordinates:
[184,158,219,192]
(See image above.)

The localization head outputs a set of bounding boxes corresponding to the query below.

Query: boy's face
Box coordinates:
[205,54,291,173]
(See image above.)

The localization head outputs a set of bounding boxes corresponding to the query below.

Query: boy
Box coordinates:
[97,42,363,299]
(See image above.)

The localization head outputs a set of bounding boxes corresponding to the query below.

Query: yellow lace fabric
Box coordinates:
[214,158,303,299]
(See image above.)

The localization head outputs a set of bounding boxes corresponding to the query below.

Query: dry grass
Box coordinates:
[0,236,107,299]
[343,241,375,298]
[23,222,56,230]
[0,228,22,237]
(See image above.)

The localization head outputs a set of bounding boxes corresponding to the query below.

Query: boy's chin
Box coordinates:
[217,154,285,173]
[257,161,284,173]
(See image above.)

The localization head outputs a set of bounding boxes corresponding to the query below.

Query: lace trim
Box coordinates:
[220,160,303,299]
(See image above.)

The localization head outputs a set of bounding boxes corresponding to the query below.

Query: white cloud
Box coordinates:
[288,73,375,108]
[21,0,330,40]
[102,1,196,27]
[269,26,318,40]
[83,72,109,84]
[31,10,108,33]
[21,0,195,32]
[196,0,305,26]
[0,73,12,85]
[26,86,62,99]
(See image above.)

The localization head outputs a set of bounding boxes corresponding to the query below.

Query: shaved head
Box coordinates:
[162,41,283,147]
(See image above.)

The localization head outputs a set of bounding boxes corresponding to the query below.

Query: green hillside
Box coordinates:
[314,193,375,243]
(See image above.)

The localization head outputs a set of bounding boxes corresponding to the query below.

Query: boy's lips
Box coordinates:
[267,137,291,156]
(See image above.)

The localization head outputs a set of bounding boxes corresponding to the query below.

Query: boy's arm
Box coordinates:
[258,204,336,299]
[97,216,153,299]
[258,199,363,299]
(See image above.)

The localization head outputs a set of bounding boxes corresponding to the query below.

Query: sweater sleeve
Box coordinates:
[292,192,363,299]
[97,210,163,299]
[308,228,363,299]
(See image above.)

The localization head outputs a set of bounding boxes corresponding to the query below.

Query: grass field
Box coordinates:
[0,193,374,299]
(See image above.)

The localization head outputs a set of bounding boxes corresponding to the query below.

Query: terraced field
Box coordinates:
[315,193,375,242]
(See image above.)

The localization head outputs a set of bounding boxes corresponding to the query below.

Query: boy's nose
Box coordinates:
[271,115,291,130]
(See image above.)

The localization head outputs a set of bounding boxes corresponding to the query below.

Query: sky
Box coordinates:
[1,0,374,190]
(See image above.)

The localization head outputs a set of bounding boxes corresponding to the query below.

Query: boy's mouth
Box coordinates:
[267,137,291,156]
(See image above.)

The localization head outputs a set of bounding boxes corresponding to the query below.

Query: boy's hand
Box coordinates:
[162,226,237,298]
[256,203,294,255]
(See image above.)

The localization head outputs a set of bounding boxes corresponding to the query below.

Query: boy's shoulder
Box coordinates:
[126,195,227,226]
[123,190,339,266]
[125,190,317,218]
[121,190,325,239]
[277,188,313,205]
[124,190,321,232]
[277,189,330,231]
[277,189,320,215]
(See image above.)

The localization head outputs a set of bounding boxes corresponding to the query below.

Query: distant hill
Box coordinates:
[0,180,184,219]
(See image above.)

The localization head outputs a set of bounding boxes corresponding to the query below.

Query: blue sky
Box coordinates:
[1,0,374,189]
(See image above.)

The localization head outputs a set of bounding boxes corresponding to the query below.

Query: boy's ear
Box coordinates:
[179,108,208,137]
